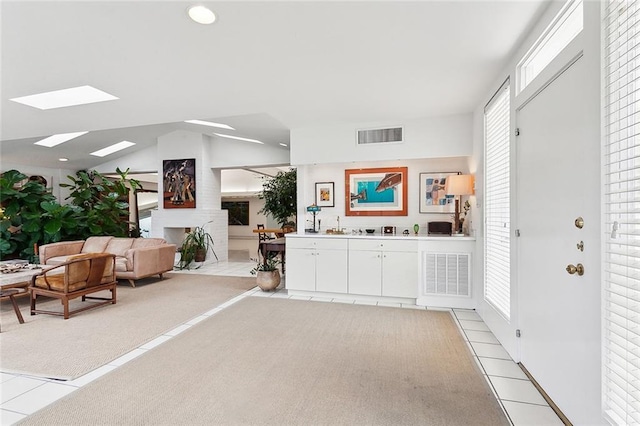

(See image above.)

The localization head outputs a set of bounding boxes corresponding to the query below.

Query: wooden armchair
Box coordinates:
[30,253,117,319]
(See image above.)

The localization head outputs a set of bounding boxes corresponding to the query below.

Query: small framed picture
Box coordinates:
[315,182,335,207]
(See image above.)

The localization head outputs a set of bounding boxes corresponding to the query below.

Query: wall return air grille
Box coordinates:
[423,252,470,296]
[357,127,403,145]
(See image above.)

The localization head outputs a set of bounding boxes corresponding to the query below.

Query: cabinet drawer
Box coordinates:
[381,239,418,252]
[349,238,418,252]
[286,237,347,250]
[349,239,384,251]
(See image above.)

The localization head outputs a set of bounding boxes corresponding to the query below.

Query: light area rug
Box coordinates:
[22,297,509,426]
[0,273,256,380]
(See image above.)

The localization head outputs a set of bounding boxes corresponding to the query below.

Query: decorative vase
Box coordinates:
[256,269,281,291]
[413,224,420,235]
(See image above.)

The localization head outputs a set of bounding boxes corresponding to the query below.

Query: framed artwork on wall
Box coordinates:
[418,172,457,213]
[222,201,250,225]
[163,158,196,209]
[315,182,335,207]
[345,167,408,216]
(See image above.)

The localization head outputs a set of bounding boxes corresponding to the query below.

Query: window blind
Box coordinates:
[603,0,640,424]
[484,80,511,319]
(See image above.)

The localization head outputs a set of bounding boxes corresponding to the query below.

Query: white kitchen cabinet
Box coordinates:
[382,251,418,298]
[286,237,348,293]
[348,239,418,298]
[348,249,382,295]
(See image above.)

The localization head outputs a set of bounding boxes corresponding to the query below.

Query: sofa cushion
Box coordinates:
[114,257,128,272]
[105,238,134,257]
[81,236,113,253]
[46,255,74,266]
[131,238,166,248]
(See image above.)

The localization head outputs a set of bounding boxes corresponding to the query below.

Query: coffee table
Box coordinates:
[0,265,43,293]
[0,288,26,331]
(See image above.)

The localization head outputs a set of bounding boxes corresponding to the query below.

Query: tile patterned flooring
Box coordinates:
[1,259,563,425]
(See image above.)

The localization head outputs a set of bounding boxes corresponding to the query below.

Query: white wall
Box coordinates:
[295,157,473,234]
[208,134,290,168]
[291,113,472,165]
[94,145,157,174]
[151,130,228,261]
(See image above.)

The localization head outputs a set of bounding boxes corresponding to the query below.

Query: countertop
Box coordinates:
[286,232,475,241]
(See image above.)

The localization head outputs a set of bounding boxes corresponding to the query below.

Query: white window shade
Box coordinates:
[484,80,511,319]
[603,0,640,424]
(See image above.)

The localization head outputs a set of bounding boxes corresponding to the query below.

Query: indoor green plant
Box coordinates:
[257,169,297,231]
[250,255,281,291]
[0,170,81,261]
[176,223,218,270]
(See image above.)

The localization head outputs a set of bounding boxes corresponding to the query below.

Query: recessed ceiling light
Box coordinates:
[279,143,288,147]
[34,131,88,147]
[59,158,69,162]
[90,141,136,157]
[185,119,234,130]
[10,85,118,110]
[213,133,264,144]
[188,5,216,24]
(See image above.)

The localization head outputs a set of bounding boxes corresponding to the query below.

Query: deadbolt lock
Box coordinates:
[566,263,584,276]
[575,217,584,229]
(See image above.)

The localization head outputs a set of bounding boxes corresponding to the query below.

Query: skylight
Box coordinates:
[10,85,118,110]
[34,131,88,147]
[213,133,264,144]
[185,120,235,130]
[90,141,136,157]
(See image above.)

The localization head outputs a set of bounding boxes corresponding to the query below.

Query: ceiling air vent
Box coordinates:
[357,127,403,145]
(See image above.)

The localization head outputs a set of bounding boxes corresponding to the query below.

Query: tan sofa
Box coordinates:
[39,236,177,287]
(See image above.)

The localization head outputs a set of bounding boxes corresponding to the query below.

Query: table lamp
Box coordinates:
[445,174,474,235]
[306,204,321,233]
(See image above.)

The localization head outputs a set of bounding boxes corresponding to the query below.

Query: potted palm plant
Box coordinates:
[176,223,218,270]
[250,255,281,291]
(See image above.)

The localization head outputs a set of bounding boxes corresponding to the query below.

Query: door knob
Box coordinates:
[566,263,584,276]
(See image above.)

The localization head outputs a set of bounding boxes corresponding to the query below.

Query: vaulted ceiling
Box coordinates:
[0,1,548,170]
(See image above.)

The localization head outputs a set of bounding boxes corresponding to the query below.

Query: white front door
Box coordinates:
[516,55,601,423]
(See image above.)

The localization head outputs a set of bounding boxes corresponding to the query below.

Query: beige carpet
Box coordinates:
[0,273,256,380]
[22,297,509,426]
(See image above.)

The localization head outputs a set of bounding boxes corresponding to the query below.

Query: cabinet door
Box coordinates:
[315,249,348,293]
[382,251,418,298]
[348,250,382,296]
[285,248,316,291]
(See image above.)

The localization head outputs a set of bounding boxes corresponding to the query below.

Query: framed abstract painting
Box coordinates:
[345,167,408,216]
[418,172,457,213]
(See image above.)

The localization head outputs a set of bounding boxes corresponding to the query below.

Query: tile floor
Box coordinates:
[1,258,563,426]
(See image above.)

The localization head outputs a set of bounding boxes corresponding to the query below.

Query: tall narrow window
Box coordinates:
[603,0,640,424]
[484,80,511,319]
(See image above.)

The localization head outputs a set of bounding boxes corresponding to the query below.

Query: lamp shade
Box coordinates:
[445,174,475,196]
